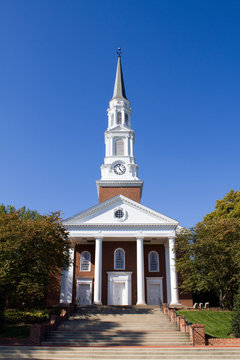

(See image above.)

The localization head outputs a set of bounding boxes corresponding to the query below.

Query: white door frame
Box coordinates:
[146,277,163,305]
[76,277,93,305]
[107,272,132,305]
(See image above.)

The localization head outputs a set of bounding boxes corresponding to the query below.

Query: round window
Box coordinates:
[114,209,124,219]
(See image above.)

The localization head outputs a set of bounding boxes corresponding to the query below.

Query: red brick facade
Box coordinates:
[65,241,184,305]
[48,241,192,306]
[99,186,141,203]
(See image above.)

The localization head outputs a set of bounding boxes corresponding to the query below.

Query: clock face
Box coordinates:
[114,163,126,175]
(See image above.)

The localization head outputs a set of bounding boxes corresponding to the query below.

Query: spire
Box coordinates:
[112,48,127,100]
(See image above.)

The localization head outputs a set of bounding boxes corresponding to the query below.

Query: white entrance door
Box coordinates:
[107,272,132,305]
[148,284,161,305]
[76,279,92,305]
[146,277,163,305]
[113,282,125,305]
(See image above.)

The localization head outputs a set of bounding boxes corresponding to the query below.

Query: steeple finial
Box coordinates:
[112,48,127,100]
[117,47,122,57]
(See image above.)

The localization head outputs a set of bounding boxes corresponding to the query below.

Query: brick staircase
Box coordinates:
[1,306,240,359]
[42,305,191,347]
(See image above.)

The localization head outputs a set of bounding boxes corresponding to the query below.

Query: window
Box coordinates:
[148,251,159,272]
[114,209,124,218]
[111,113,114,126]
[117,111,122,124]
[125,113,128,125]
[80,251,91,272]
[114,248,125,270]
[115,138,124,155]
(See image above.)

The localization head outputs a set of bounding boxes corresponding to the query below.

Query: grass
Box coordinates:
[0,324,30,338]
[177,310,232,338]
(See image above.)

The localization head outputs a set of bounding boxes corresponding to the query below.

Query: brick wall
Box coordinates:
[47,269,62,306]
[73,244,95,305]
[99,187,141,203]
[73,242,169,305]
[208,338,240,346]
[102,241,137,304]
[144,244,167,303]
[48,240,192,307]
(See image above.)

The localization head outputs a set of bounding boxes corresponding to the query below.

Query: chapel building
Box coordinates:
[59,51,192,307]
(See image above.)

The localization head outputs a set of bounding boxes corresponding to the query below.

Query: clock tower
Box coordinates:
[96,49,143,203]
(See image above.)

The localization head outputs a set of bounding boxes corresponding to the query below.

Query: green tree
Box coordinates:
[175,190,240,309]
[231,291,240,337]
[204,189,240,221]
[0,208,71,308]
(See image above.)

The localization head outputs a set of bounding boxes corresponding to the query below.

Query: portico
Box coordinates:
[60,195,180,306]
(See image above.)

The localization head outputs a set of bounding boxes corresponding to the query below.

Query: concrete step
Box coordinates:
[1,347,240,359]
[48,333,189,340]
[43,306,192,347]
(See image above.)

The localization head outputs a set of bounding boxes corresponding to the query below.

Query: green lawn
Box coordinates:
[0,324,30,338]
[177,310,232,338]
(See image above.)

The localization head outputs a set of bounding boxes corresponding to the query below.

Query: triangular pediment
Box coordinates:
[63,195,178,227]
[110,125,130,132]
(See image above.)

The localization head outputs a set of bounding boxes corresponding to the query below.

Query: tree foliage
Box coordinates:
[175,190,240,309]
[0,207,71,309]
[231,291,240,337]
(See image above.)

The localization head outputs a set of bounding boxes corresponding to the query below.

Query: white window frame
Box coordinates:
[114,248,125,270]
[148,251,159,272]
[80,251,91,272]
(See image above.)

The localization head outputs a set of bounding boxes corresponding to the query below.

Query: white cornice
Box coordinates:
[96,180,144,196]
[66,223,176,228]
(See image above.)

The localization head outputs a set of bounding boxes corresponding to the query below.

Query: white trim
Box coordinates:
[63,195,178,226]
[76,277,93,305]
[113,207,127,222]
[80,250,91,272]
[107,271,132,305]
[146,277,163,305]
[148,251,160,272]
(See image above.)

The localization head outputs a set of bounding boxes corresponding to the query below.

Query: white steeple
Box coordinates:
[96,49,143,196]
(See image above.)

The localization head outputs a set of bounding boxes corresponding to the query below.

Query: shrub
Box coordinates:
[4,309,49,324]
[48,306,62,316]
[231,291,240,337]
[0,293,5,330]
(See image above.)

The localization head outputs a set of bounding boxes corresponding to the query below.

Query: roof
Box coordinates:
[112,55,127,100]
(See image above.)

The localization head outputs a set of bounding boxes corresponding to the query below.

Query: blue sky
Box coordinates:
[1,0,240,227]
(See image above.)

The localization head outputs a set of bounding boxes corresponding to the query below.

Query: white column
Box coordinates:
[60,247,75,304]
[130,136,133,156]
[136,237,146,305]
[164,242,171,304]
[106,136,109,157]
[122,109,125,125]
[111,137,114,156]
[169,237,180,305]
[94,237,102,305]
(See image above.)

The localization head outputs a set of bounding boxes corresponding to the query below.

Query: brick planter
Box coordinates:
[208,338,240,346]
